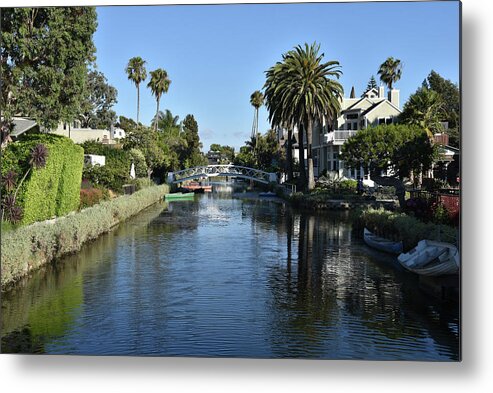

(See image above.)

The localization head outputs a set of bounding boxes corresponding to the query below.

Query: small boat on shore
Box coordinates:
[165,192,195,201]
[259,191,277,197]
[397,240,459,276]
[363,228,403,254]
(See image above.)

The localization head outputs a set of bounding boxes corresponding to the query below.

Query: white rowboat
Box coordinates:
[397,240,459,276]
[363,228,403,255]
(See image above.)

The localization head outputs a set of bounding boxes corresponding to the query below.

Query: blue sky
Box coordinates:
[93,1,460,151]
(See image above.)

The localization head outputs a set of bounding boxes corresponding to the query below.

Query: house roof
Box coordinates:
[9,117,38,138]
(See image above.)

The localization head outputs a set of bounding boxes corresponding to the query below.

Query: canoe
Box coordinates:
[363,228,403,254]
[164,192,195,201]
[397,240,459,276]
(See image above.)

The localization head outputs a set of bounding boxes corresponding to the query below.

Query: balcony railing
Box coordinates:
[324,130,358,143]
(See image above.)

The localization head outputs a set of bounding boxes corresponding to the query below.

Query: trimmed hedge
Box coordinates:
[1,134,83,225]
[1,184,169,289]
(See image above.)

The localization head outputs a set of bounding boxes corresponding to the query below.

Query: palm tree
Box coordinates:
[250,90,264,166]
[378,57,402,91]
[399,87,445,137]
[125,57,147,124]
[147,68,171,131]
[264,43,343,191]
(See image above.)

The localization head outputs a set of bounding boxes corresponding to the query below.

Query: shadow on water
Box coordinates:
[1,194,459,359]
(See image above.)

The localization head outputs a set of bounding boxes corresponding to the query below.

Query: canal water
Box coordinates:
[1,191,460,359]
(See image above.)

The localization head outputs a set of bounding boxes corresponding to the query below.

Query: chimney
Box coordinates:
[378,85,385,98]
[388,89,400,109]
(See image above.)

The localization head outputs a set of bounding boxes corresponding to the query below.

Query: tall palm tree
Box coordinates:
[126,57,147,124]
[264,43,343,191]
[148,68,171,131]
[250,90,264,166]
[377,57,402,91]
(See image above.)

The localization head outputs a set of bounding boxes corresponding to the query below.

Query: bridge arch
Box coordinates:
[167,165,278,184]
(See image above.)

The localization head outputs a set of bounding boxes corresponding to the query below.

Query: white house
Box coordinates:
[50,119,114,144]
[312,86,401,179]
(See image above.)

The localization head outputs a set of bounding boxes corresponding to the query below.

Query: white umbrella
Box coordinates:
[130,162,136,179]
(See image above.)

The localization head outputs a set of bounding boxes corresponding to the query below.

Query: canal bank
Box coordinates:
[1,184,169,290]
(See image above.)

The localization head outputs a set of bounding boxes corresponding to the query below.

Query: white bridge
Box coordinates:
[168,165,278,184]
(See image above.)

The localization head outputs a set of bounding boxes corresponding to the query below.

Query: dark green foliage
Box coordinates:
[426,70,460,130]
[182,114,207,168]
[79,70,118,129]
[79,141,131,191]
[341,124,436,180]
[1,7,97,129]
[210,144,235,163]
[1,134,84,225]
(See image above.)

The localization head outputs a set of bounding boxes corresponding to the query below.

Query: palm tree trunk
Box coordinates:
[137,83,140,124]
[287,127,293,182]
[306,116,315,191]
[297,122,307,191]
[155,97,160,131]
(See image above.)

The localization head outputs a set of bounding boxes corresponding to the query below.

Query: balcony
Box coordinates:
[324,130,358,145]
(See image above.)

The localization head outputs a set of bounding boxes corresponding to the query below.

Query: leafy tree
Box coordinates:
[234,145,256,168]
[341,124,436,207]
[147,68,171,130]
[209,144,235,163]
[0,7,98,130]
[399,86,445,137]
[116,115,137,133]
[125,56,147,123]
[264,42,343,191]
[152,109,181,135]
[362,75,378,96]
[182,114,207,167]
[79,70,118,129]
[378,57,402,90]
[424,70,460,147]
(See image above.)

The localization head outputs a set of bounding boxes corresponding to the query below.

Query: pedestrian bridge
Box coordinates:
[167,165,278,184]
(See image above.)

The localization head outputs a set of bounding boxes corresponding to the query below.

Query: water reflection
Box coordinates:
[1,195,459,359]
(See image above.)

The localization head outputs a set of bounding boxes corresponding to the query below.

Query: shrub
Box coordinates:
[356,208,457,250]
[1,184,170,288]
[129,148,148,178]
[80,141,131,192]
[131,177,154,190]
[79,187,108,209]
[1,133,84,225]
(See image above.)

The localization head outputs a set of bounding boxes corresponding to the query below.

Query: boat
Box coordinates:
[164,192,195,201]
[259,191,277,197]
[397,240,459,276]
[181,182,213,193]
[363,228,403,254]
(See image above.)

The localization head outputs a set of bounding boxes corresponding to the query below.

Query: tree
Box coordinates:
[399,86,445,137]
[341,124,436,207]
[0,7,98,130]
[209,144,235,163]
[182,114,206,168]
[125,57,147,124]
[425,70,460,147]
[250,90,264,164]
[147,68,171,131]
[79,70,118,129]
[362,75,378,96]
[378,57,402,90]
[152,109,181,135]
[264,42,343,191]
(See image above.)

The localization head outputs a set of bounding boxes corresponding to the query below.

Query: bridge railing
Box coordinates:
[169,165,277,184]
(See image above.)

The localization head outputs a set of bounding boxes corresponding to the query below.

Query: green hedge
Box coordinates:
[355,208,458,250]
[1,134,84,225]
[1,184,169,289]
[79,141,131,192]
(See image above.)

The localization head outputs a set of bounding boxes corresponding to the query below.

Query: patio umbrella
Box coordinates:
[130,162,136,179]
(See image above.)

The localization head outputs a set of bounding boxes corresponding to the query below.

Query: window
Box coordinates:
[353,122,358,130]
[346,113,358,120]
[347,122,352,130]
[63,123,67,130]
[378,118,386,125]
[386,118,393,125]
